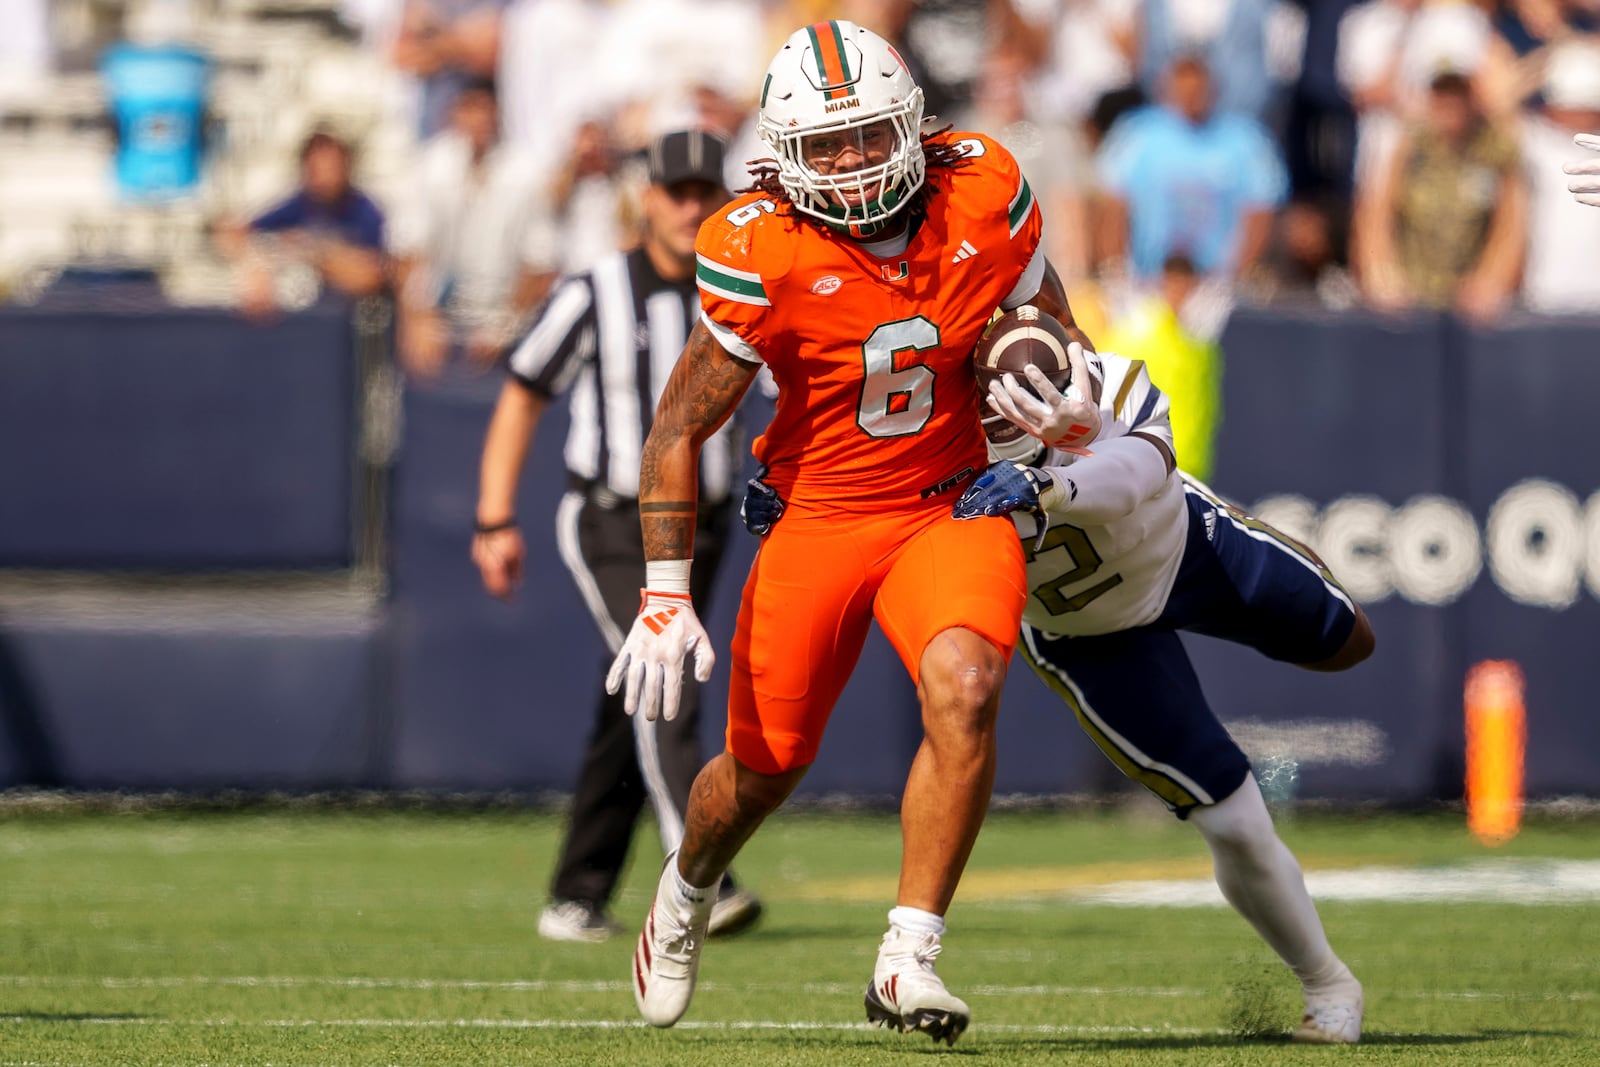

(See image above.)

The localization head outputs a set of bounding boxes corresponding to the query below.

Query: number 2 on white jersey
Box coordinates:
[1026,524,1123,614]
[857,316,939,438]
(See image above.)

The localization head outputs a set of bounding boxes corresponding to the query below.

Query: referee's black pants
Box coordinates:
[549,483,738,909]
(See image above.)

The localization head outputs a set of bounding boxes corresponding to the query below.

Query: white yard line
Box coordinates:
[0,974,1587,1001]
[1075,859,1600,907]
[0,1016,1220,1035]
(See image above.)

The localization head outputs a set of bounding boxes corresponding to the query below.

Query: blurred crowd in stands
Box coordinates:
[2,0,1599,394]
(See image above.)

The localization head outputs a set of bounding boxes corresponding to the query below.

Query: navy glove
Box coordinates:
[952,461,1056,520]
[953,461,1064,549]
[741,475,786,536]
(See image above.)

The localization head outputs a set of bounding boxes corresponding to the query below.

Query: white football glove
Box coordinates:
[986,341,1100,455]
[1564,133,1600,207]
[604,589,715,722]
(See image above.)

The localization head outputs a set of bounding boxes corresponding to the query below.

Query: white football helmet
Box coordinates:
[756,20,925,234]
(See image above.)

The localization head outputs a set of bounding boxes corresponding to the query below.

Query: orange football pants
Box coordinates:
[725,503,1027,774]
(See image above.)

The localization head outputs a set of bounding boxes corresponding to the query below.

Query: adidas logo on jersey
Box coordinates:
[950,240,979,264]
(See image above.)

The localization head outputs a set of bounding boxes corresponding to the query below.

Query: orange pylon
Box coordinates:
[1465,660,1526,846]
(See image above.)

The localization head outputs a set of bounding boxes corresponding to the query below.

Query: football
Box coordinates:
[971,305,1075,443]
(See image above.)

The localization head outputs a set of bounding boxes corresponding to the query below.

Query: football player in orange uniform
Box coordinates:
[605,20,1095,1044]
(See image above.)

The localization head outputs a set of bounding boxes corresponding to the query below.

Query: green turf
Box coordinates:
[1,804,1597,1065]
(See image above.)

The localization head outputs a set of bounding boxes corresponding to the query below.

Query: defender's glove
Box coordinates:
[985,342,1099,454]
[1565,133,1600,207]
[741,475,785,536]
[605,588,714,722]
[952,461,1071,546]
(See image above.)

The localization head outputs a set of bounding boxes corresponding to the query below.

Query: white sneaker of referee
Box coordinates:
[864,907,970,1046]
[1192,777,1363,1043]
[633,852,714,1027]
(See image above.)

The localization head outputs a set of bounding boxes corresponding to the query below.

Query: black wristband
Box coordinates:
[474,517,517,534]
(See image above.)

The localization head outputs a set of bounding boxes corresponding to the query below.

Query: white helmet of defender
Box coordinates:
[756,20,925,233]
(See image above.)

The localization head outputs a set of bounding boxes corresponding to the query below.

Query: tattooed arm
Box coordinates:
[1032,258,1097,353]
[640,318,762,560]
[604,320,757,719]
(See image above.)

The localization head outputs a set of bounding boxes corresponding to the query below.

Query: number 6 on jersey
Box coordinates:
[857,316,939,438]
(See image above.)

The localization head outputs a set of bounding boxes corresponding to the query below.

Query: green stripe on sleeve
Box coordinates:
[1008,177,1034,232]
[697,260,768,303]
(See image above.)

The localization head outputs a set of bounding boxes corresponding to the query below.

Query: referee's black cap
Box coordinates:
[648,129,727,188]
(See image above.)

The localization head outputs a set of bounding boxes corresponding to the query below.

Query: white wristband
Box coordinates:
[646,558,692,595]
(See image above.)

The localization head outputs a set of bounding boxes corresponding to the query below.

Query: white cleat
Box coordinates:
[1292,976,1364,1044]
[537,899,622,943]
[863,927,971,1046]
[631,857,713,1028]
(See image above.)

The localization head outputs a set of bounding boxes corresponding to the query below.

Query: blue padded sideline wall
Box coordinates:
[1,305,1598,800]
[0,304,357,569]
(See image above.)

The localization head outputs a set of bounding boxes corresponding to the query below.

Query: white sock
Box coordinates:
[665,854,713,912]
[1300,955,1358,997]
[887,905,946,938]
[1191,776,1347,988]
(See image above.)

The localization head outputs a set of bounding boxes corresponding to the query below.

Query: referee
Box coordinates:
[472,130,761,942]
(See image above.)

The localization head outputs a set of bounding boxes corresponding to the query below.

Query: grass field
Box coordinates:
[1,802,1597,1065]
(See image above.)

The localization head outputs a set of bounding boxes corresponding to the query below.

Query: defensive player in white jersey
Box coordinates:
[954,343,1374,1044]
[742,337,1375,1044]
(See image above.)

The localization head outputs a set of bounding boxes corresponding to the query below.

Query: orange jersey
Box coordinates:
[695,132,1044,510]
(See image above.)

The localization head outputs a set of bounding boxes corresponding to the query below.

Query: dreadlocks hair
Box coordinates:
[739,125,973,225]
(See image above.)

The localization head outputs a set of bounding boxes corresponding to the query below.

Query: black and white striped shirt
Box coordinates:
[509,247,738,502]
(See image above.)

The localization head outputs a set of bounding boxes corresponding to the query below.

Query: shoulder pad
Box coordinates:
[929,130,1032,223]
[695,193,798,284]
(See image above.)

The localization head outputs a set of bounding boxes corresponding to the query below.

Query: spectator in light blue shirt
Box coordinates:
[1098,54,1288,282]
